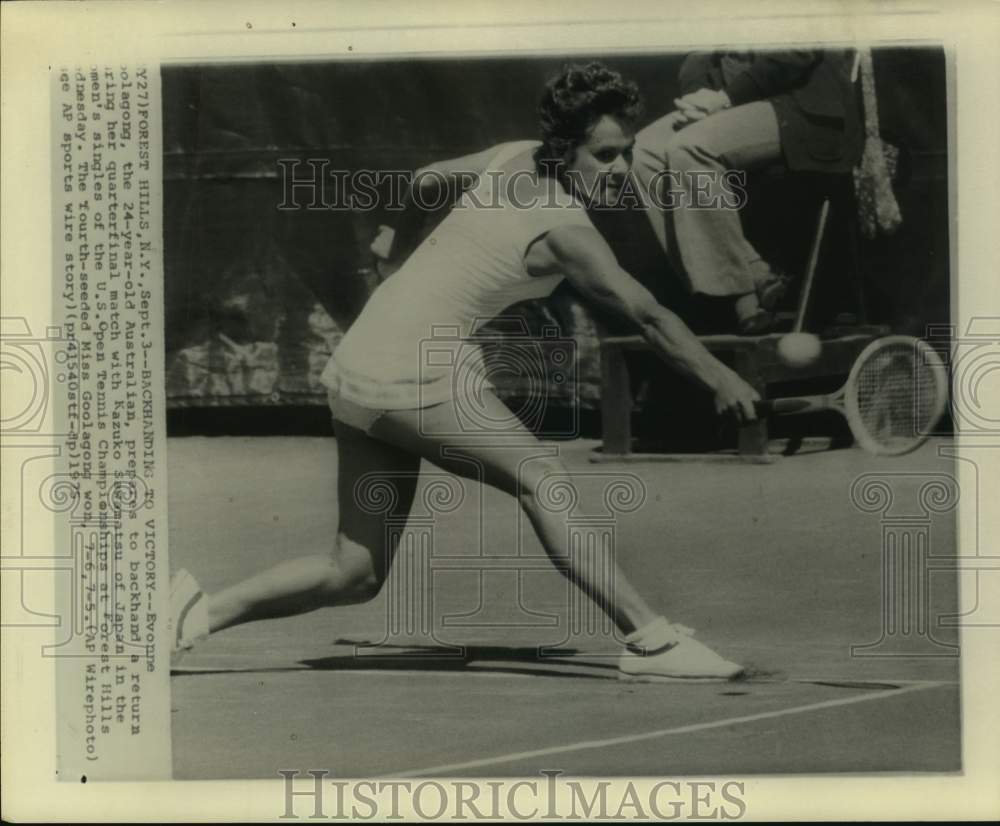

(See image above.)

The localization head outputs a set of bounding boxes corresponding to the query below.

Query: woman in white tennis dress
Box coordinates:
[171,63,760,681]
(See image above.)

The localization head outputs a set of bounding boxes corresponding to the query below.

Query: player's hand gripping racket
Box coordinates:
[755,336,949,456]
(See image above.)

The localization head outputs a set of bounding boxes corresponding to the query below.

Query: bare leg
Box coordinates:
[369,393,659,635]
[206,421,420,633]
[178,393,739,677]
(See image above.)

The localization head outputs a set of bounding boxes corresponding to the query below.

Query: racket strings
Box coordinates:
[854,344,942,450]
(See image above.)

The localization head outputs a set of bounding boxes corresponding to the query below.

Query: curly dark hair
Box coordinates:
[535,61,644,173]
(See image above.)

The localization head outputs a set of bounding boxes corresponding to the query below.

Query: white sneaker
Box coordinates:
[618,617,744,682]
[169,569,209,664]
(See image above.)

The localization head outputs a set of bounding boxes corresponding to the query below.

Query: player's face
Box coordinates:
[563,115,635,207]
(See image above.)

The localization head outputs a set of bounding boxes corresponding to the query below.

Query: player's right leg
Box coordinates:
[370,392,743,681]
[170,418,420,653]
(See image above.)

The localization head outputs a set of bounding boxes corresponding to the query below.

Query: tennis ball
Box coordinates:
[777,332,822,368]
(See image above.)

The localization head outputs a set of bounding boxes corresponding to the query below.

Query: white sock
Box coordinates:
[172,570,210,647]
[180,593,209,644]
[624,616,683,654]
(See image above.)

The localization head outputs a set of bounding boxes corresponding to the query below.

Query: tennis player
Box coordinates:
[171,62,760,680]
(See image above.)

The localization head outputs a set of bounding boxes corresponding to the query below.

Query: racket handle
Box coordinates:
[755,397,827,416]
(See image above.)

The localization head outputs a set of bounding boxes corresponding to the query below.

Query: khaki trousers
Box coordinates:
[632,100,783,297]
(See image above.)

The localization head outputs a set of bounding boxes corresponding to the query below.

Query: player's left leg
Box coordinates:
[170,417,421,651]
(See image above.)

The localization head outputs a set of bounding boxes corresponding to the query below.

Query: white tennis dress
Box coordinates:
[320,141,594,409]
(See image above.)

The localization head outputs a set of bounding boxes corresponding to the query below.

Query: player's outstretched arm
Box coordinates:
[542,224,760,421]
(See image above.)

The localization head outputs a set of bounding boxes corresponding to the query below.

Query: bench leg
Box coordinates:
[601,344,632,455]
[738,419,769,457]
[734,350,769,458]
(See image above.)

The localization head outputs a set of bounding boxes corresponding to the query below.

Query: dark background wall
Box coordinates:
[161,47,950,434]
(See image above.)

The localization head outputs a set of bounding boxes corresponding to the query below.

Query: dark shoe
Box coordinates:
[756,269,794,311]
[738,309,778,335]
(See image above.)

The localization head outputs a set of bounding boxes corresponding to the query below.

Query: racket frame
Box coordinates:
[756,335,949,456]
[844,335,948,456]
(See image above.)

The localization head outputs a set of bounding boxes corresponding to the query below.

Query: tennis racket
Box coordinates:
[755,335,949,456]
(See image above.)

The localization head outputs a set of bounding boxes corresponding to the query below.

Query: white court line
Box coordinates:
[386,680,946,778]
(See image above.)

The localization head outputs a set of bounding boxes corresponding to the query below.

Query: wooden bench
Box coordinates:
[595,328,888,462]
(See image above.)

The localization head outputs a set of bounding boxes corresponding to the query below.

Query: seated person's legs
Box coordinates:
[635,101,787,333]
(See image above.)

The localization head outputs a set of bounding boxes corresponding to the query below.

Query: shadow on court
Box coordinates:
[175,640,786,681]
[168,435,962,779]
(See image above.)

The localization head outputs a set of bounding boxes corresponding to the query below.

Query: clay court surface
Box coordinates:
[168,436,960,779]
